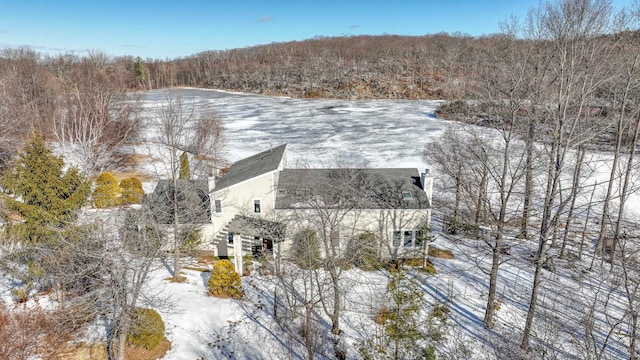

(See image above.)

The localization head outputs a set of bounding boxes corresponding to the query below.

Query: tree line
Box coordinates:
[427,0,640,356]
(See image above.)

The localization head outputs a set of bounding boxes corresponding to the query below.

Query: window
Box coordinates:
[278,189,287,196]
[392,229,427,248]
[214,199,222,213]
[403,230,413,248]
[402,191,413,199]
[227,232,234,244]
[254,199,261,213]
[392,231,402,248]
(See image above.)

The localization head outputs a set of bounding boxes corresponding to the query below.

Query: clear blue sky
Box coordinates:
[0,0,635,60]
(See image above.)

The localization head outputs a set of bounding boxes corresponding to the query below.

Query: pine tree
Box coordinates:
[179,152,190,180]
[120,177,144,205]
[385,272,429,359]
[133,56,148,88]
[360,271,436,360]
[93,172,121,208]
[2,132,90,243]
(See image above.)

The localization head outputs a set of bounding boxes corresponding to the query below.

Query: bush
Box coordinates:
[179,152,191,180]
[208,260,244,299]
[347,231,381,270]
[292,228,322,269]
[119,177,144,205]
[180,228,202,254]
[93,172,120,208]
[126,307,165,350]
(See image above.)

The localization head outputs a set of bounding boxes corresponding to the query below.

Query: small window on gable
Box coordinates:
[402,191,413,199]
[278,189,287,196]
[214,199,222,213]
[254,199,261,213]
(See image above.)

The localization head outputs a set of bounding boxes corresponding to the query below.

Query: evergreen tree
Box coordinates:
[360,271,437,360]
[2,132,89,243]
[385,272,430,359]
[133,56,148,88]
[119,177,144,205]
[93,171,121,208]
[179,152,190,180]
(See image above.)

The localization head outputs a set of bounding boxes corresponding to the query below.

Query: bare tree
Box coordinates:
[521,0,619,350]
[52,53,141,176]
[280,166,371,358]
[153,91,224,282]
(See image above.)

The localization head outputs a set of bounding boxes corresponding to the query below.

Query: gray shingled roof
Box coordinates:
[215,144,286,191]
[150,179,211,224]
[275,168,430,210]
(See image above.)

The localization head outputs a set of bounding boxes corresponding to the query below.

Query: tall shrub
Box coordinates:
[179,151,190,180]
[292,228,322,269]
[208,259,244,299]
[126,307,165,350]
[119,177,144,205]
[93,172,120,208]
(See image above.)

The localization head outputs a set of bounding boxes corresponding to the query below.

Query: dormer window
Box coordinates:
[402,191,413,199]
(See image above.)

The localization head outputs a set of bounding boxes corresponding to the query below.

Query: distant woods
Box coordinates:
[160,34,476,100]
[0,48,142,172]
[2,3,640,167]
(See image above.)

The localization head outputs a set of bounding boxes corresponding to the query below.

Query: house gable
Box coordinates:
[150,179,211,224]
[214,144,287,191]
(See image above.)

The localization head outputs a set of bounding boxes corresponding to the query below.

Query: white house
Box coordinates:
[205,144,432,272]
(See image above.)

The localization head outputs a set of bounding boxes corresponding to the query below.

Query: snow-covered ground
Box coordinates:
[2,88,636,359]
[134,89,636,359]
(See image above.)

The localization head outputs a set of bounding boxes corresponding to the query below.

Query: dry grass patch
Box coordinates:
[65,339,171,360]
[125,338,171,360]
[196,254,219,266]
[166,275,187,283]
[110,169,155,182]
[119,153,152,167]
[62,343,107,360]
[428,246,454,259]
